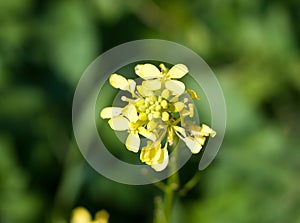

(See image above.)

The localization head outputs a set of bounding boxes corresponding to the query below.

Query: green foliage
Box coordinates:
[0,0,300,222]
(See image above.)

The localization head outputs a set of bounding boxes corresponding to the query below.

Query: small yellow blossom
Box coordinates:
[100,63,216,171]
[71,207,109,223]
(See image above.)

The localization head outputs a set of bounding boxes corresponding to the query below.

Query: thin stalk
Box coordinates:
[179,171,201,197]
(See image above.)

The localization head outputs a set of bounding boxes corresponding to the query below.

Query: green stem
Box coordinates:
[163,143,179,222]
[164,183,175,222]
[179,171,201,197]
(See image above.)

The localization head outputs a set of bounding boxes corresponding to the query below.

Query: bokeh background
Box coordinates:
[1,0,300,222]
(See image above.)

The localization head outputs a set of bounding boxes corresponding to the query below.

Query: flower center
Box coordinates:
[134,95,170,122]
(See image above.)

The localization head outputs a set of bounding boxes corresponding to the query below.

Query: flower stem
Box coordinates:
[179,171,201,197]
[163,143,179,222]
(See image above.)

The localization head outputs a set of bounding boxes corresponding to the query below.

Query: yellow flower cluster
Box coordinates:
[71,207,109,223]
[100,63,216,171]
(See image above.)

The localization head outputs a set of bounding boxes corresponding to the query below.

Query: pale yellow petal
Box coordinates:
[196,136,206,145]
[123,104,139,123]
[135,64,161,79]
[71,207,92,223]
[142,79,162,91]
[151,148,169,171]
[161,89,170,99]
[147,120,158,131]
[126,132,140,153]
[173,126,187,138]
[200,124,216,137]
[165,80,185,95]
[140,142,159,163]
[128,79,136,93]
[137,85,153,97]
[138,126,156,141]
[174,102,185,112]
[100,107,122,119]
[108,116,129,131]
[109,74,130,90]
[167,64,188,79]
[140,147,150,163]
[184,137,202,154]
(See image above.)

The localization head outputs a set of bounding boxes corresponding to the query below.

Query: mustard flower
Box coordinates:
[71,207,109,223]
[100,63,216,171]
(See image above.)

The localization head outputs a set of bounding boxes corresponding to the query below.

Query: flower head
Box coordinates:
[71,207,109,223]
[100,63,216,171]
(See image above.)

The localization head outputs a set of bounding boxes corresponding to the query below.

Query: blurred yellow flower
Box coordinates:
[71,207,109,223]
[100,63,216,171]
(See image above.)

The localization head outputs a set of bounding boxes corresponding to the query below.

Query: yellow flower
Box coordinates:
[140,141,169,171]
[71,207,109,223]
[100,63,216,171]
[135,63,188,95]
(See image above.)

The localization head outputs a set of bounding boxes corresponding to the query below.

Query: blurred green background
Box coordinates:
[1,0,300,222]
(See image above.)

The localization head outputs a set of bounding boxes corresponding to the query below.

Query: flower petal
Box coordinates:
[123,104,139,123]
[200,124,216,137]
[100,107,122,119]
[126,132,140,153]
[137,85,153,97]
[165,80,185,95]
[128,79,136,94]
[71,207,92,223]
[140,141,164,164]
[173,126,187,138]
[138,126,156,141]
[109,74,130,91]
[108,116,129,131]
[142,79,162,91]
[135,64,161,79]
[196,136,206,145]
[174,102,185,112]
[167,64,188,79]
[151,147,169,171]
[184,137,202,154]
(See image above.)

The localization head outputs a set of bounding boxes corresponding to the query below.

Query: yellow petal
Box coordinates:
[167,64,188,79]
[142,79,162,91]
[71,207,92,223]
[151,147,169,171]
[109,74,130,90]
[108,116,129,131]
[137,85,153,97]
[135,64,161,79]
[161,89,170,99]
[138,126,156,141]
[123,104,139,123]
[140,141,162,164]
[165,80,185,95]
[173,126,186,138]
[184,137,202,154]
[147,120,158,131]
[128,79,136,93]
[126,132,140,153]
[196,136,206,145]
[174,102,185,112]
[200,124,216,137]
[100,107,122,119]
